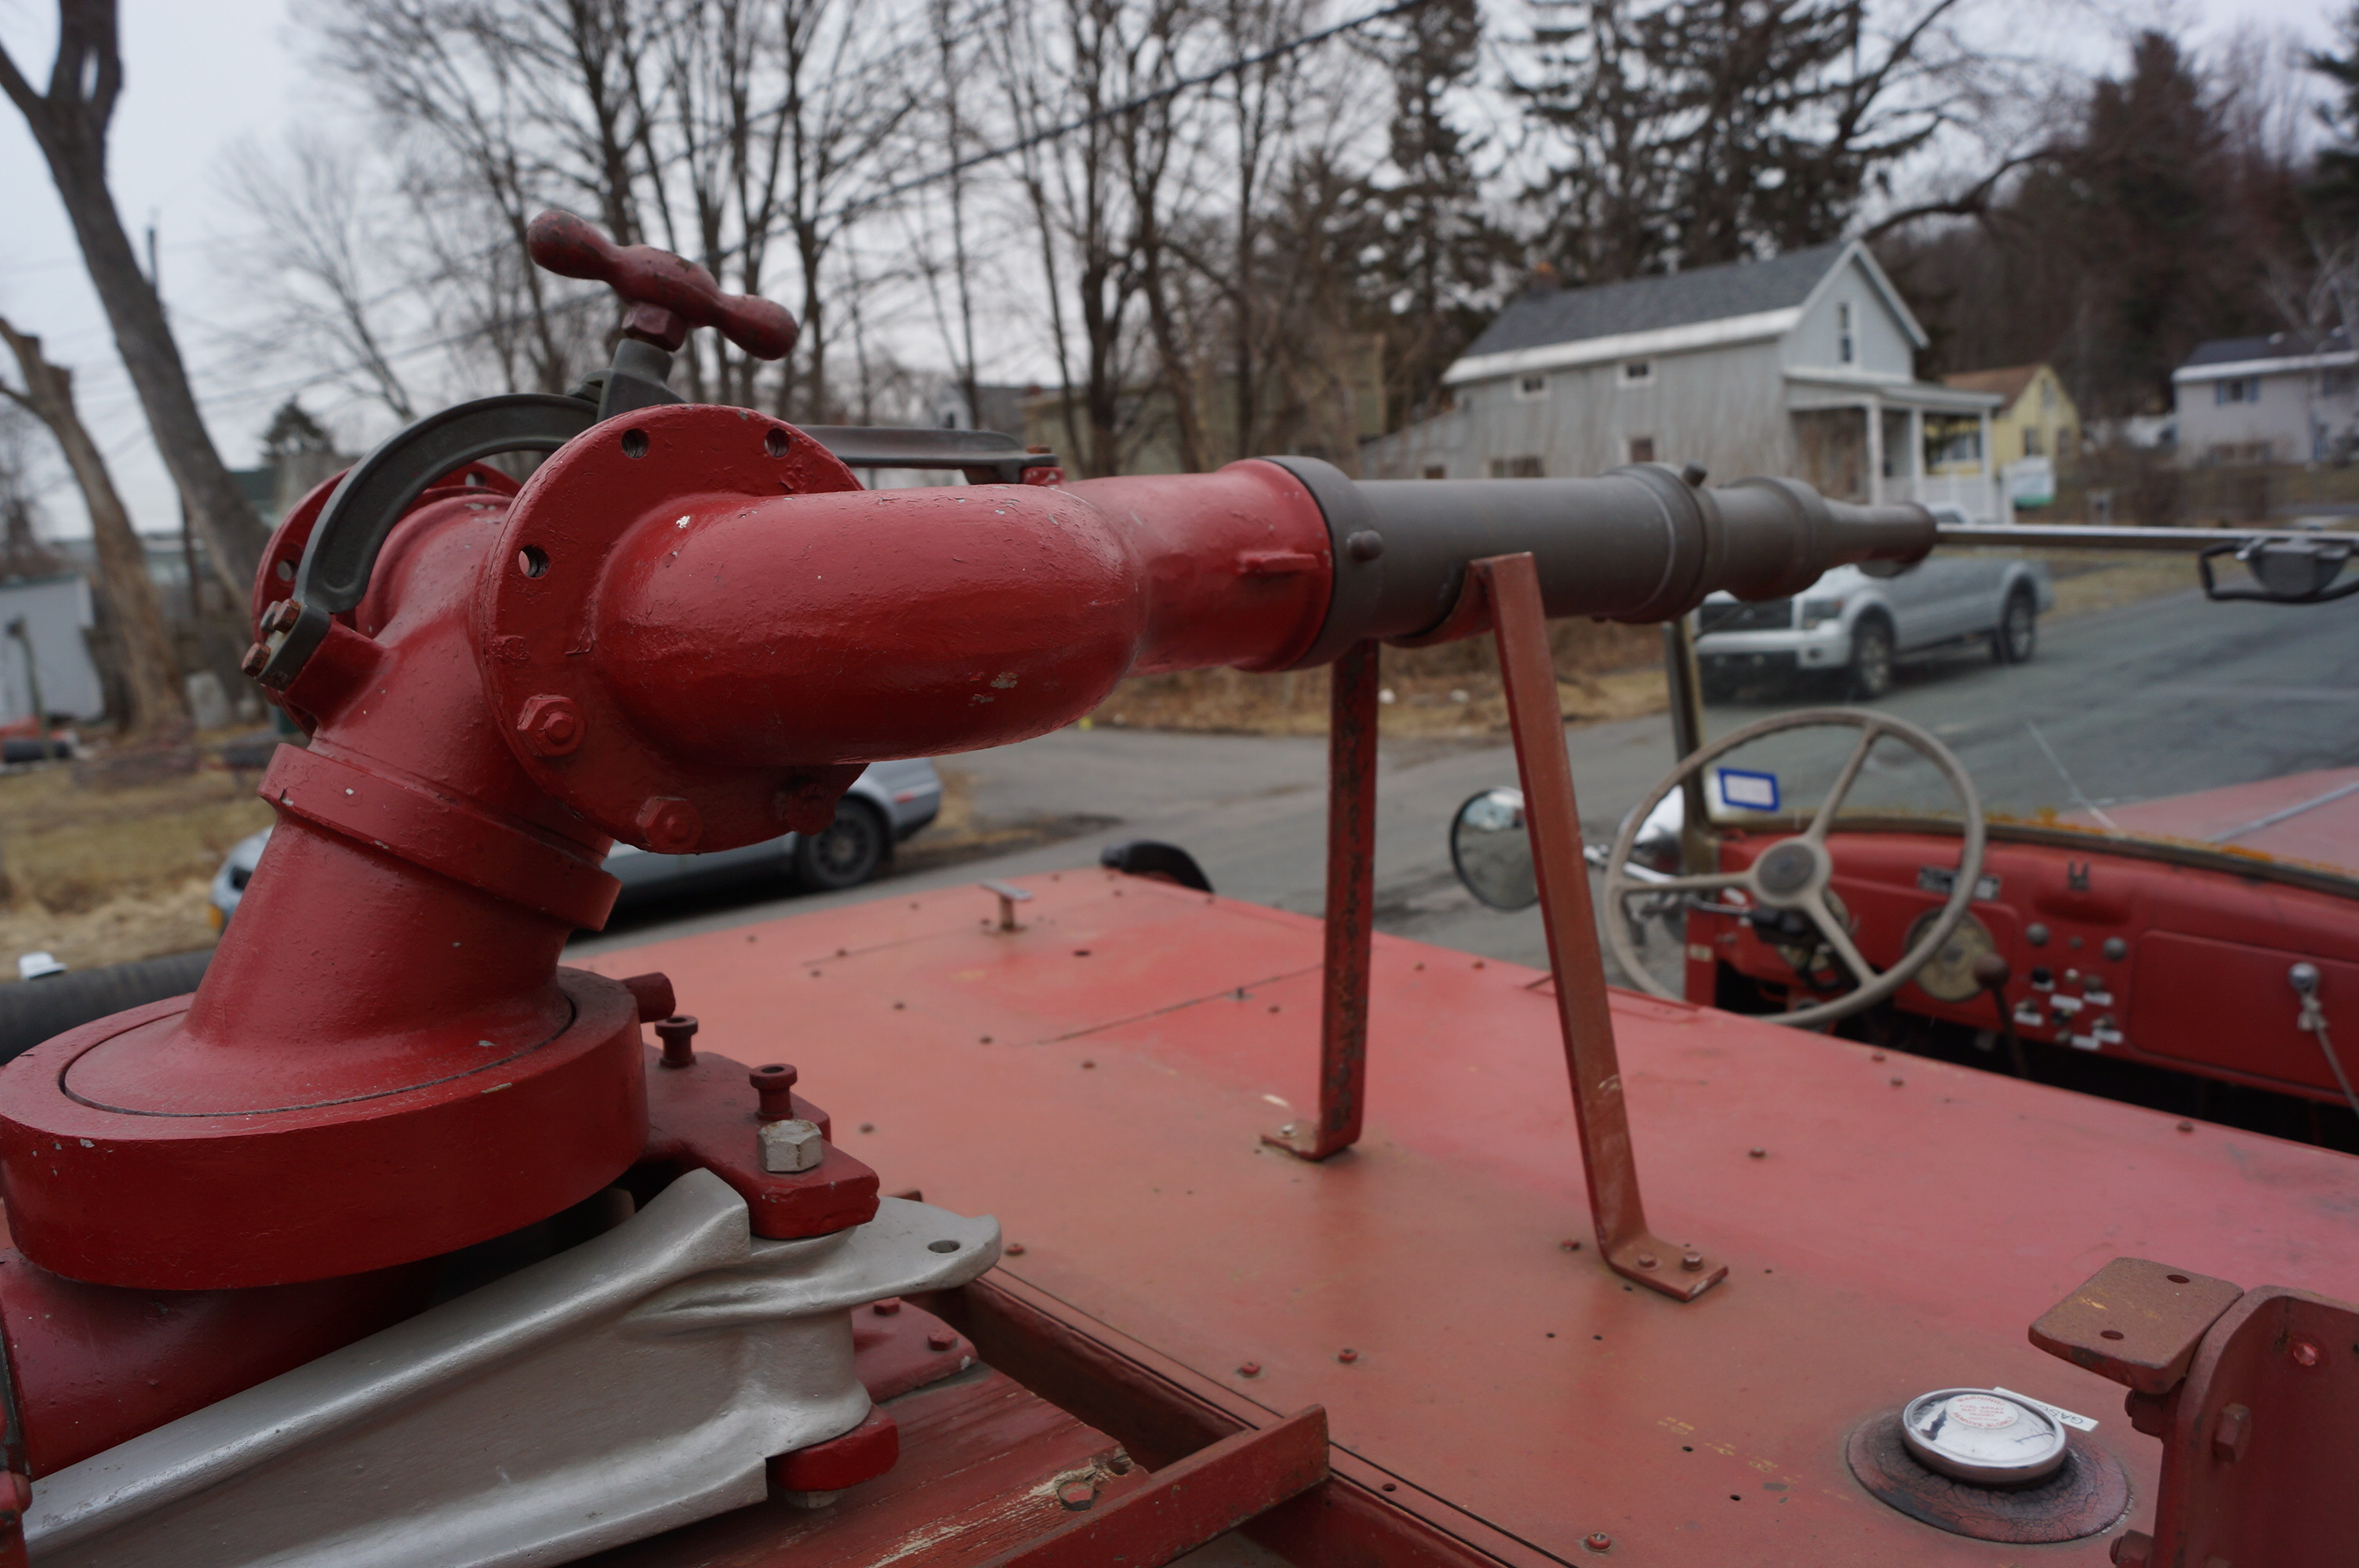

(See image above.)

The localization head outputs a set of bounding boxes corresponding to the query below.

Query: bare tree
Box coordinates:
[0,404,69,581]
[0,0,269,599]
[0,318,188,738]
[224,136,423,422]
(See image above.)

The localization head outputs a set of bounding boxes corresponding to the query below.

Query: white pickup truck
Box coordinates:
[1692,506,2054,699]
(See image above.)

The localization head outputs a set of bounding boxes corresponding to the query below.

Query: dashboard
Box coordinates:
[1687,828,2359,1105]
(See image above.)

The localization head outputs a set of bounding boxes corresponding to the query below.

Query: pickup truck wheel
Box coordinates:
[793,800,887,891]
[1992,588,2037,665]
[1846,616,1895,699]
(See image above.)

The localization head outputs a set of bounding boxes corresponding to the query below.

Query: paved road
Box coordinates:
[575,583,2359,988]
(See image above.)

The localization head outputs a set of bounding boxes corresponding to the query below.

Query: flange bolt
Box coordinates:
[655,1014,699,1069]
[260,599,301,637]
[517,694,586,757]
[638,796,702,852]
[1681,1252,1705,1272]
[749,1062,800,1120]
[1583,1532,1612,1553]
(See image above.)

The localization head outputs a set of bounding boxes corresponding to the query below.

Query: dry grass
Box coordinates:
[2034,550,2208,620]
[0,755,273,975]
[1090,619,1667,739]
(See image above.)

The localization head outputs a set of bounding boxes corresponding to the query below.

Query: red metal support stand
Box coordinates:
[976,1406,1330,1567]
[1267,640,1380,1160]
[1476,553,1727,1302]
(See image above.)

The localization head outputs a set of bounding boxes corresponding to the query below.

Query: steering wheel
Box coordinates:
[1602,709,1986,1029]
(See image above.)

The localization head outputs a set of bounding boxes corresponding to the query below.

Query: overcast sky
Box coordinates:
[0,0,2345,543]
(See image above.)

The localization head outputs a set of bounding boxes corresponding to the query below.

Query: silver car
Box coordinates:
[1692,505,2053,699]
[210,758,941,927]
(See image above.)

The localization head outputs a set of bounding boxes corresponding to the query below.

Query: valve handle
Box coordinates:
[525,210,798,361]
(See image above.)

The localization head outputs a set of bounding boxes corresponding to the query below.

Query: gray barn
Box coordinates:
[1365,241,2005,521]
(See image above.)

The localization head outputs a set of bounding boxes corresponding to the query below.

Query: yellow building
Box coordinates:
[1941,363,2080,466]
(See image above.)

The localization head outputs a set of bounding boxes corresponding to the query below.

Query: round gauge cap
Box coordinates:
[1899,1388,2067,1486]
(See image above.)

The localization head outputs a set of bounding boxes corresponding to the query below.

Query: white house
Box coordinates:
[2171,328,2358,465]
[1364,241,2006,521]
[0,574,103,725]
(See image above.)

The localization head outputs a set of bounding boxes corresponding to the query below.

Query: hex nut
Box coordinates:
[516,695,586,757]
[638,797,702,852]
[758,1118,824,1174]
[2212,1403,2251,1463]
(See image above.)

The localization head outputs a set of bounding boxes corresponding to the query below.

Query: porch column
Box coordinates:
[1910,408,1925,485]
[1865,397,1884,505]
[1978,406,1995,524]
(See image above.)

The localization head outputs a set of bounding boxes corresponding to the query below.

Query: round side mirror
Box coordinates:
[1449,787,1537,911]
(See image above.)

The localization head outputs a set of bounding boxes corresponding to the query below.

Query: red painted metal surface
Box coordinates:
[0,1471,24,1568]
[574,869,2359,1562]
[2133,1285,2359,1566]
[642,1046,881,1239]
[2030,1258,2246,1395]
[580,1367,1151,1567]
[2088,764,2359,875]
[852,1300,976,1404]
[0,403,1318,1291]
[976,1405,1328,1566]
[769,1408,902,1494]
[1267,640,1379,1160]
[526,211,798,359]
[1479,554,1725,1302]
[0,1247,434,1475]
[940,1272,1517,1566]
[2034,1259,2359,1567]
[0,971,644,1288]
[481,408,1335,848]
[1699,828,2359,1102]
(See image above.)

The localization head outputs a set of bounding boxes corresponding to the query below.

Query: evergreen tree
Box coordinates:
[260,398,335,466]
[2309,5,2359,229]
[1357,0,1517,425]
[1518,0,1948,279]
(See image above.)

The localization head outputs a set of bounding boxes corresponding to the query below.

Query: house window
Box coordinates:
[1515,374,1550,401]
[1627,437,1656,463]
[2213,378,2262,405]
[1423,466,1447,480]
[1488,456,1544,478]
[1837,303,1854,365]
[1620,360,1653,386]
[2322,368,2356,397]
[2040,379,2056,410]
[2023,427,2044,458]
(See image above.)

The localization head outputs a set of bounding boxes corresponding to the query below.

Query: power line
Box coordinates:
[822,0,1431,230]
[184,0,1434,416]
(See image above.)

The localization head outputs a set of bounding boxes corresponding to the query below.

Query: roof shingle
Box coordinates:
[1459,242,1847,360]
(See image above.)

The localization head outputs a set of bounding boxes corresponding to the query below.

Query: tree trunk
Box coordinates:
[0,2,267,601]
[0,317,189,739]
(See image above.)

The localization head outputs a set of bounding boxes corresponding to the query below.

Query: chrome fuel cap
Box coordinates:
[1898,1388,2068,1485]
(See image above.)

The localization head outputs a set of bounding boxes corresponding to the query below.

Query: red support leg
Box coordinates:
[1267,640,1379,1160]
[1474,553,1726,1302]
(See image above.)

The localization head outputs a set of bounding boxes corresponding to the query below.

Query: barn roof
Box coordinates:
[1460,243,1848,362]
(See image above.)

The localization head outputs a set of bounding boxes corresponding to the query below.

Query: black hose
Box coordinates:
[0,949,213,1064]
